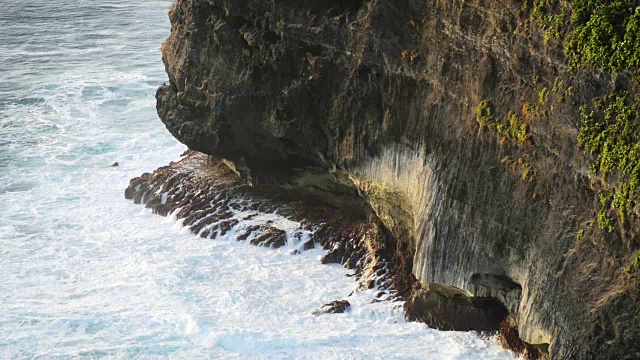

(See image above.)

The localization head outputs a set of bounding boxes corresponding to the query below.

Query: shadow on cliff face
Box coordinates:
[404,282,509,332]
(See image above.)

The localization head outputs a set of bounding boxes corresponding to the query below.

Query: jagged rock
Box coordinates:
[235,225,260,241]
[250,228,287,248]
[320,245,345,265]
[312,300,351,315]
[218,219,239,236]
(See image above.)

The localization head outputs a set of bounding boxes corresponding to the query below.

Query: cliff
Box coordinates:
[149,0,640,358]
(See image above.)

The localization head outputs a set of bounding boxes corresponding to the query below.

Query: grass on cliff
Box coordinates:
[627,251,640,290]
[531,1,640,234]
[579,92,640,230]
[476,100,531,144]
[531,0,640,77]
[476,100,535,181]
[631,250,640,269]
[565,1,640,74]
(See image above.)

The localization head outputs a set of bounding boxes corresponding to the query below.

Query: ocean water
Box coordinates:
[0,1,517,359]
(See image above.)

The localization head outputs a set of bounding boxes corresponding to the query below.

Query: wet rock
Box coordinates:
[250,228,287,248]
[125,153,415,344]
[302,239,315,250]
[218,219,239,236]
[312,300,351,315]
[235,230,252,241]
[133,190,145,204]
[199,229,211,239]
[191,211,232,235]
[499,315,548,360]
[152,204,171,217]
[321,245,345,265]
[235,225,261,241]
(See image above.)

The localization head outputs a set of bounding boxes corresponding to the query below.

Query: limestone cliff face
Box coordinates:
[156,0,640,358]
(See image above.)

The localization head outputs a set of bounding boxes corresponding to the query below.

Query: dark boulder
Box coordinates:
[312,300,351,315]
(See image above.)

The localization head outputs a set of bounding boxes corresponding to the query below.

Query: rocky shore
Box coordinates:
[125,151,415,305]
[126,151,526,352]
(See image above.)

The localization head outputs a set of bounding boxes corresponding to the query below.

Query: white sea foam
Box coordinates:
[0,0,518,359]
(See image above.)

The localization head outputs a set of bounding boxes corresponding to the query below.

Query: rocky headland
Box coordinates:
[127,0,640,359]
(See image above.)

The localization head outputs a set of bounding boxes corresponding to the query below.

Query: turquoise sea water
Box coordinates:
[0,1,517,359]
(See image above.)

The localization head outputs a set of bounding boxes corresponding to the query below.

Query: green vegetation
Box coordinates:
[578,94,640,181]
[545,15,565,44]
[521,163,534,181]
[627,250,640,278]
[598,190,615,232]
[579,93,640,231]
[632,250,640,268]
[476,100,495,128]
[522,103,536,117]
[565,2,640,73]
[531,0,640,74]
[527,2,640,236]
[500,156,535,182]
[566,86,574,96]
[507,112,530,143]
[532,0,566,44]
[476,99,536,180]
[476,101,531,145]
[552,77,563,94]
[612,182,632,223]
[538,87,549,105]
[576,228,585,241]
